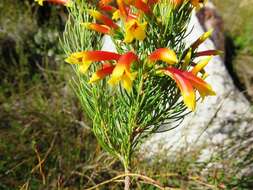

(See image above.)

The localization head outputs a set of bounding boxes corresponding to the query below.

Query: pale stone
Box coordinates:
[142,13,253,159]
[101,9,253,161]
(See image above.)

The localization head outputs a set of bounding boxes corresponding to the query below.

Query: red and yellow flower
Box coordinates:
[162,57,215,111]
[82,23,111,34]
[170,0,183,8]
[99,0,113,6]
[108,52,138,92]
[65,51,121,73]
[99,5,117,13]
[65,51,139,92]
[83,9,119,35]
[196,50,222,57]
[124,0,151,13]
[88,10,119,29]
[113,0,148,43]
[149,48,178,65]
[89,63,115,83]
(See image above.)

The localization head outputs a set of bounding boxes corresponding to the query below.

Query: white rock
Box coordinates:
[142,13,253,159]
[101,11,253,161]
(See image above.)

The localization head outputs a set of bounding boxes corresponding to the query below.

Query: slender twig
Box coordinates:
[19,179,30,190]
[71,171,97,187]
[85,173,167,190]
[189,176,218,189]
[34,147,46,185]
[4,158,31,175]
[153,173,218,189]
[31,132,57,173]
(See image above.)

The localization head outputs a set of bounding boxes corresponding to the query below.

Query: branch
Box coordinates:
[85,173,176,190]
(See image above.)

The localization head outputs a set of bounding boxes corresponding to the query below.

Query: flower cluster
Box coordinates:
[66,0,217,111]
[37,0,218,112]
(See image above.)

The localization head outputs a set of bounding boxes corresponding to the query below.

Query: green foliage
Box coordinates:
[0,0,65,94]
[61,0,196,172]
[214,0,253,101]
[234,23,253,55]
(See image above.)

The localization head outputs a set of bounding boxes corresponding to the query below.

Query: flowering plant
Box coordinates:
[36,0,219,188]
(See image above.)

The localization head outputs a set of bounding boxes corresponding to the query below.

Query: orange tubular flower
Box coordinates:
[163,67,215,111]
[99,5,117,13]
[196,50,222,57]
[65,51,121,73]
[88,10,119,29]
[191,56,212,75]
[149,48,178,65]
[132,0,151,13]
[83,23,111,34]
[116,0,128,19]
[170,0,183,7]
[89,63,115,83]
[181,70,215,100]
[108,52,138,92]
[99,0,113,6]
[123,0,151,13]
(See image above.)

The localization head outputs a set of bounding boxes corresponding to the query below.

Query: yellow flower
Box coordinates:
[191,56,212,76]
[163,67,215,111]
[148,48,178,65]
[65,51,121,74]
[112,10,121,21]
[108,52,138,92]
[35,0,44,6]
[124,19,147,43]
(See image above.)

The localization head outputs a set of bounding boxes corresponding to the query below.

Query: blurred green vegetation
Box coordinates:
[0,0,252,189]
[213,0,253,100]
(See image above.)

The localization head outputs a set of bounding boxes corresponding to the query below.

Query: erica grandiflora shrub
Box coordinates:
[36,0,220,188]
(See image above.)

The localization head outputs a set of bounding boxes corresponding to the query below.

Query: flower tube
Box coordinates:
[99,5,117,13]
[89,63,115,83]
[196,50,222,57]
[164,68,196,110]
[131,0,151,13]
[83,23,111,34]
[88,10,119,29]
[191,29,213,50]
[65,51,121,73]
[191,56,212,75]
[108,52,138,91]
[149,48,178,65]
[163,67,215,111]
